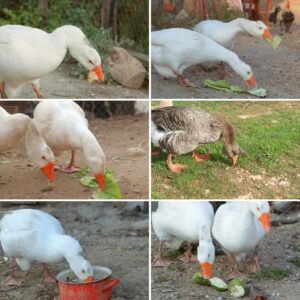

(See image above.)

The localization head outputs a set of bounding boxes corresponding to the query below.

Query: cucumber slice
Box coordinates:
[192,272,211,286]
[209,277,228,292]
[229,285,245,297]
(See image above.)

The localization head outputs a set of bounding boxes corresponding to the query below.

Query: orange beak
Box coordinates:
[246,75,257,87]
[262,28,273,41]
[41,162,55,182]
[200,262,212,279]
[88,65,104,82]
[95,173,106,191]
[231,155,238,166]
[259,212,271,232]
[83,276,93,283]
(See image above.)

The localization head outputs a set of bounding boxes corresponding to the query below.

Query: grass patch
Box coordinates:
[252,267,292,280]
[156,274,171,283]
[151,101,300,199]
[288,256,300,267]
[166,249,181,260]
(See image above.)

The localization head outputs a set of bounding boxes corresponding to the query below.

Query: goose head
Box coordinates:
[25,121,55,182]
[248,201,271,232]
[68,254,94,283]
[249,21,273,41]
[197,225,215,279]
[222,142,245,166]
[63,235,94,282]
[63,26,104,83]
[235,60,257,87]
[88,155,106,191]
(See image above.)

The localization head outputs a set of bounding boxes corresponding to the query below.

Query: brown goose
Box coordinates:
[151,106,243,173]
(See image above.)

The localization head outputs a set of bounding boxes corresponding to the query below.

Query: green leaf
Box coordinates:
[248,88,267,98]
[264,35,282,49]
[80,176,99,188]
[80,170,122,199]
[72,166,91,178]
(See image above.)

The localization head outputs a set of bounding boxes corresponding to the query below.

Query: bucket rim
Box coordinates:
[56,265,112,284]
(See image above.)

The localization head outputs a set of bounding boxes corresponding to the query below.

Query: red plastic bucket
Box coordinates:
[57,266,119,300]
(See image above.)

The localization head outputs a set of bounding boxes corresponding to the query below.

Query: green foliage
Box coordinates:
[0,0,147,55]
[252,267,291,280]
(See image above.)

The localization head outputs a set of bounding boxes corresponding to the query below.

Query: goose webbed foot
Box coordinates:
[151,150,160,157]
[3,275,23,286]
[152,256,172,267]
[60,150,81,173]
[167,154,186,173]
[178,250,197,264]
[225,269,248,281]
[192,151,211,162]
[175,72,197,88]
[248,245,261,273]
[41,264,56,283]
[153,240,172,267]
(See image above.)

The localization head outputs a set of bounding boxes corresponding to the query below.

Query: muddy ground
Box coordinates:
[0,114,149,199]
[0,202,149,300]
[15,64,148,99]
[151,204,300,300]
[151,25,300,99]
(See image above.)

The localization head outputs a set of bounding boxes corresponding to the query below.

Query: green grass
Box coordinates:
[152,101,300,199]
[252,267,292,280]
[288,256,300,267]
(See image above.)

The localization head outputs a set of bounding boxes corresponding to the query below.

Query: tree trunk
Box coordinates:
[101,0,112,28]
[39,0,48,12]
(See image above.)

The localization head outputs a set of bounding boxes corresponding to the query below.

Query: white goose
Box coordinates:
[194,18,273,50]
[0,209,93,286]
[0,106,55,181]
[212,201,270,279]
[152,201,215,279]
[0,25,104,98]
[151,28,257,87]
[33,101,106,190]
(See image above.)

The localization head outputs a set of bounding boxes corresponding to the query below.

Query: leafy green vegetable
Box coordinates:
[228,278,245,289]
[264,35,282,49]
[80,176,99,188]
[80,170,122,199]
[248,88,267,98]
[72,166,91,178]
[204,79,267,98]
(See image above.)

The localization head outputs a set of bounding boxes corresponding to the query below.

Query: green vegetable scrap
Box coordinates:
[204,79,267,98]
[192,272,211,286]
[264,35,282,49]
[193,273,228,292]
[209,277,228,292]
[80,170,122,199]
[228,278,246,298]
[72,166,91,178]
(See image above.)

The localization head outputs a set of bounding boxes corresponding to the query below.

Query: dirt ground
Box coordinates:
[0,202,149,300]
[151,203,300,300]
[151,25,300,99]
[0,114,149,199]
[15,64,148,99]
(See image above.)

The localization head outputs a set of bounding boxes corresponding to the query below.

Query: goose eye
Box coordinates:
[247,71,250,75]
[88,60,93,64]
[42,155,46,160]
[259,27,262,30]
[82,270,86,274]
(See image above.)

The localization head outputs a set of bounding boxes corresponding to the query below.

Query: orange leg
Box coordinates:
[60,150,81,173]
[167,153,186,173]
[153,240,172,267]
[32,83,43,99]
[192,151,211,162]
[178,244,197,263]
[3,258,23,286]
[41,264,56,283]
[0,82,8,98]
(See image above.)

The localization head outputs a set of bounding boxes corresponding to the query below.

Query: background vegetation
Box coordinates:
[0,0,148,56]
